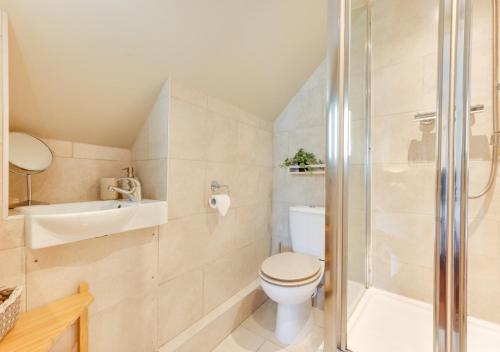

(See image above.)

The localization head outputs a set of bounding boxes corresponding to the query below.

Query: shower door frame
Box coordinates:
[324,0,350,350]
[324,0,473,351]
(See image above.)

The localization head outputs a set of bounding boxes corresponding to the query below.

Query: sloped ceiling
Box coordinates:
[0,0,327,147]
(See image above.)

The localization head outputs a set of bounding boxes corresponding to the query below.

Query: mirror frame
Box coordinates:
[2,11,10,219]
[9,132,54,175]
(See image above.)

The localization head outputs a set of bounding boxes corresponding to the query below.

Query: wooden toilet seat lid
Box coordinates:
[260,252,320,283]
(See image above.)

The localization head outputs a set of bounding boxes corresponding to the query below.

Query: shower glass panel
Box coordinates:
[345,0,440,350]
[347,0,369,316]
[467,0,500,349]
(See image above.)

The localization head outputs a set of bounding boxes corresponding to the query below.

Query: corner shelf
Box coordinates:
[287,164,325,175]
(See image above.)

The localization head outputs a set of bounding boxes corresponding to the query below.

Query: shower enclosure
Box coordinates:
[325,0,500,351]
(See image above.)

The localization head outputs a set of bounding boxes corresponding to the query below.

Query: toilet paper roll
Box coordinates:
[208,194,231,216]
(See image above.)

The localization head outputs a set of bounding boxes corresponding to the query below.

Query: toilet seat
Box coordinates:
[259,252,321,287]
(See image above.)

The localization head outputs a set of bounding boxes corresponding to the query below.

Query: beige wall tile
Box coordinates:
[372,211,435,270]
[169,98,209,160]
[285,174,325,206]
[207,97,259,128]
[167,159,206,219]
[205,112,238,163]
[73,142,131,161]
[161,285,267,352]
[132,118,151,162]
[203,244,259,314]
[0,217,24,250]
[41,138,73,158]
[0,247,25,289]
[89,291,158,352]
[26,227,158,314]
[0,247,26,311]
[271,202,289,242]
[147,95,169,160]
[274,84,325,133]
[468,256,500,322]
[158,212,235,283]
[372,257,433,303]
[235,206,259,249]
[131,80,169,162]
[468,218,499,259]
[158,270,203,345]
[288,126,325,164]
[133,158,167,200]
[271,167,287,203]
[258,119,274,132]
[371,163,435,215]
[232,165,260,207]
[130,82,169,202]
[373,58,424,116]
[372,113,436,164]
[273,132,289,167]
[237,122,259,165]
[256,130,273,167]
[258,167,273,205]
[10,157,131,204]
[171,80,208,108]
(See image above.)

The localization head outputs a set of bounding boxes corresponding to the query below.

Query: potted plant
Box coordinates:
[281,148,324,174]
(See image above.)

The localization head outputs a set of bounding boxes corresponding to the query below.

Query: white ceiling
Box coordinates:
[0,0,327,147]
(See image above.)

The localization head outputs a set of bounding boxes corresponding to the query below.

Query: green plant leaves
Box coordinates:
[281,148,323,170]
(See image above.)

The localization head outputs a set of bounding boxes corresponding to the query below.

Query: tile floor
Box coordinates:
[212,300,325,352]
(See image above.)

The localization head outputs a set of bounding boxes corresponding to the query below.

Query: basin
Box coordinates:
[18,199,168,249]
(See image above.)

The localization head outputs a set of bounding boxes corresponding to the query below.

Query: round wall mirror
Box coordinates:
[10,132,53,173]
[9,132,53,208]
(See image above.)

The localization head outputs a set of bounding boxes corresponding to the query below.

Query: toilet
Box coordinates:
[259,205,325,344]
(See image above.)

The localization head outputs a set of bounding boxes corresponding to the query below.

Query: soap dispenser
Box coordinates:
[123,167,135,178]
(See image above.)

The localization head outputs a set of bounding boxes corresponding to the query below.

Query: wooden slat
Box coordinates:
[0,284,93,352]
[78,283,89,352]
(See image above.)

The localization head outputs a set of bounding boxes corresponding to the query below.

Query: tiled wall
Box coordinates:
[9,139,131,205]
[132,81,169,201]
[157,81,273,346]
[0,82,272,351]
[370,0,500,323]
[272,62,326,253]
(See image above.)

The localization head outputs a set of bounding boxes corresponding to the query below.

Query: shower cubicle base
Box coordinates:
[347,288,500,352]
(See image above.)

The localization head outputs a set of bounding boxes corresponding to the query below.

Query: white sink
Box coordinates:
[18,199,168,249]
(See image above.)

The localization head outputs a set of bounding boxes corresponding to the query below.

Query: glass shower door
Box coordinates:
[346,0,440,350]
[346,0,369,318]
[467,0,500,350]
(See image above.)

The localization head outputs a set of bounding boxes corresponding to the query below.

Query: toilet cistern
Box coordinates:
[108,177,142,202]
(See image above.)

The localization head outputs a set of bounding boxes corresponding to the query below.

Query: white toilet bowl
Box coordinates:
[259,252,324,344]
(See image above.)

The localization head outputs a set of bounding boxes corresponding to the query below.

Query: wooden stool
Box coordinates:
[0,282,93,352]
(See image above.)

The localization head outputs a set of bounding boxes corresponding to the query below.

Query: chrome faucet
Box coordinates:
[108,177,142,202]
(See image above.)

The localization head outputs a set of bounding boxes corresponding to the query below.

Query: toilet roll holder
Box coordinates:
[210,181,230,194]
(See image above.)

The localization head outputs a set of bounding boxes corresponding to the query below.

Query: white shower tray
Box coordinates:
[17,199,168,249]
